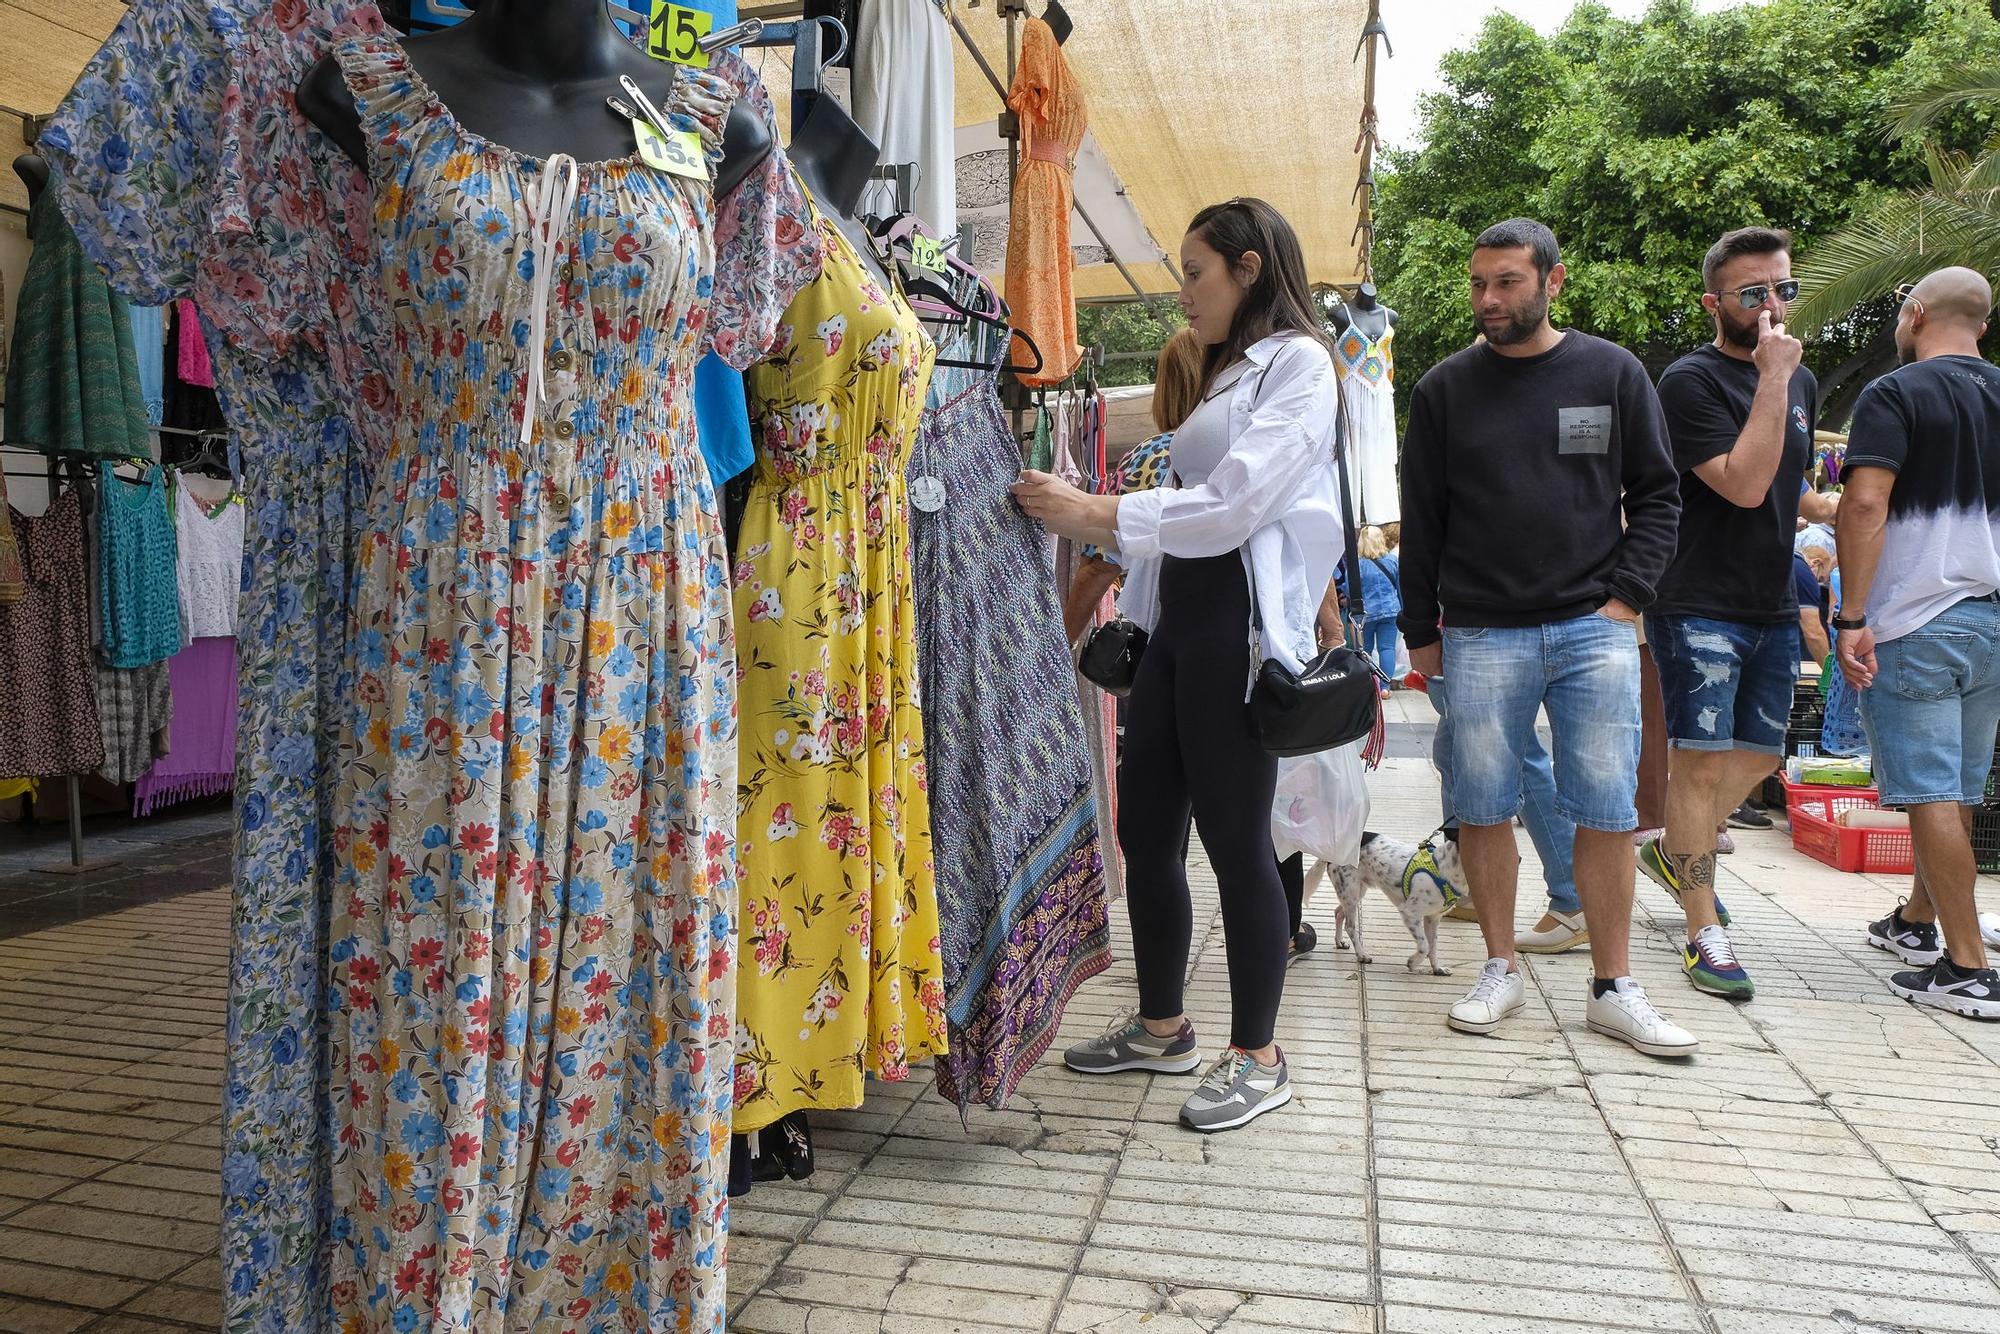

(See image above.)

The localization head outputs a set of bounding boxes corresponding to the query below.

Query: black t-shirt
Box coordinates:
[1791,553,1828,635]
[1651,344,1816,623]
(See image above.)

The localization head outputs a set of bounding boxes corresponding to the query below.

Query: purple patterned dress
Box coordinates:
[909,366,1111,1114]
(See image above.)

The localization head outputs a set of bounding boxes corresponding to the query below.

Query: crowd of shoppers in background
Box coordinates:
[1019,191,2000,1138]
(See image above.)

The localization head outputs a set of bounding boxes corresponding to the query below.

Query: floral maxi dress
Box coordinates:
[326,37,739,1330]
[731,202,949,1130]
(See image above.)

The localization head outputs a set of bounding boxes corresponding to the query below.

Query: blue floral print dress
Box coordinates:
[322,34,739,1328]
[46,2,821,1326]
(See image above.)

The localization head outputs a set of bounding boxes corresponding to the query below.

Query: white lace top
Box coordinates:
[176,480,243,639]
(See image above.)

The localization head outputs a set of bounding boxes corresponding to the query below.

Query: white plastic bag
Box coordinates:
[1270,739,1369,868]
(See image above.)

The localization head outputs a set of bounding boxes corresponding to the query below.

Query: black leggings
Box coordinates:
[1118,554,1288,1051]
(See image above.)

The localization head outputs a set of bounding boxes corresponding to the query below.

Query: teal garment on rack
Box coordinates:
[129,305,166,424]
[98,466,182,668]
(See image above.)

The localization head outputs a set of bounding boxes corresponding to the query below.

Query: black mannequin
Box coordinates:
[297,0,771,196]
[786,92,890,285]
[1330,281,1396,341]
[1043,0,1073,44]
[13,152,48,209]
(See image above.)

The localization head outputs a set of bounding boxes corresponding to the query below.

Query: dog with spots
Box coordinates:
[1299,830,1469,975]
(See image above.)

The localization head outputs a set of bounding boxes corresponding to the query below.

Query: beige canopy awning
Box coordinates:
[947,0,1373,298]
[0,0,124,212]
[6,0,1378,295]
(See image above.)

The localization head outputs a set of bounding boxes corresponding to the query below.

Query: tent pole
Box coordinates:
[1351,0,1391,287]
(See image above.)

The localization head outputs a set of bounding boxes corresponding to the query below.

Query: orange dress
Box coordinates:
[1004,17,1087,386]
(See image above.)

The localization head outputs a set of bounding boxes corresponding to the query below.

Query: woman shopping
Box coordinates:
[1012,198,1346,1133]
[1357,525,1403,693]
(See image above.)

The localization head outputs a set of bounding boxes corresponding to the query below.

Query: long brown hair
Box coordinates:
[1185,198,1333,398]
[1151,327,1205,432]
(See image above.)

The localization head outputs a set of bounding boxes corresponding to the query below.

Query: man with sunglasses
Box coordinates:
[1841,266,2000,1018]
[1642,227,1834,1001]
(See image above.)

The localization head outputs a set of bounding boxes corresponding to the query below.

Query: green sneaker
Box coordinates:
[1682,924,1754,999]
[1637,836,1731,928]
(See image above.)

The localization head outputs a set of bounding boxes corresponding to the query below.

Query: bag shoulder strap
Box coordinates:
[1238,336,1364,628]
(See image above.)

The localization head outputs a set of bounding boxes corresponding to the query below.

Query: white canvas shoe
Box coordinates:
[1586,979,1698,1058]
[1447,958,1525,1034]
[1518,909,1588,954]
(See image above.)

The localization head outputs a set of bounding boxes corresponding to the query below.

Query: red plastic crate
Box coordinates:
[1788,791,1913,875]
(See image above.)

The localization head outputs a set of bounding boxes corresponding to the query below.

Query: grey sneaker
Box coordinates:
[1179,1048,1292,1133]
[1064,1014,1202,1075]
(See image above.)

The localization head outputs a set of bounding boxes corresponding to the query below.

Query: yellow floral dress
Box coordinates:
[732,198,947,1131]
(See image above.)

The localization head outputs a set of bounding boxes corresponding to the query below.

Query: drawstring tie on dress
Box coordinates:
[518,153,581,446]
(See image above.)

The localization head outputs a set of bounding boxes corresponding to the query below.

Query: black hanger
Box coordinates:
[1001,328,1045,377]
[1043,0,1073,44]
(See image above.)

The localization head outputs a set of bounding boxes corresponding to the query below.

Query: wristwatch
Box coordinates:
[1832,612,1868,631]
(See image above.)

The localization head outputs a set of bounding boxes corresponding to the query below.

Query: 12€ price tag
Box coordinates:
[908,235,948,273]
[633,119,710,181]
[648,0,713,67]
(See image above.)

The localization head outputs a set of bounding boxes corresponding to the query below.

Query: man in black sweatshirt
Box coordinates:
[1398,218,1694,1058]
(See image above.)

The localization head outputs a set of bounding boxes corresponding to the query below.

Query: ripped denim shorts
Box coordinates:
[1649,615,1801,754]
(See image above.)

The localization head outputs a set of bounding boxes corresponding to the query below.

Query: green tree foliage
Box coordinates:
[1791,63,2000,337]
[1076,301,1185,387]
[1373,0,2000,426]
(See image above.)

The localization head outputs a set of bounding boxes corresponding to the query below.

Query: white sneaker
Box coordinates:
[1586,979,1698,1058]
[1519,909,1588,954]
[1447,958,1525,1034]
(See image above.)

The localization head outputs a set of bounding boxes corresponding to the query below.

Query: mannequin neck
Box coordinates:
[789,95,881,220]
[456,0,630,79]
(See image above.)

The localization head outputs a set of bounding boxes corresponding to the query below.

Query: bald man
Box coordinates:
[1838,265,2000,1018]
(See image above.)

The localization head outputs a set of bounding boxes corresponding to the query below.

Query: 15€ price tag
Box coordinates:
[633,119,710,181]
[908,235,948,273]
[648,0,713,67]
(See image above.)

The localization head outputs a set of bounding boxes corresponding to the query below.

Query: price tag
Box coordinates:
[908,235,948,273]
[633,119,711,181]
[647,0,713,67]
[910,475,947,513]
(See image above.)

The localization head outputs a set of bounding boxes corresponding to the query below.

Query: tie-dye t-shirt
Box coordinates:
[1844,355,2000,643]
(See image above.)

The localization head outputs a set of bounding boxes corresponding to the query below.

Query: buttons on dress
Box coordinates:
[550,349,573,371]
[561,262,578,285]
[554,420,576,440]
[549,491,572,518]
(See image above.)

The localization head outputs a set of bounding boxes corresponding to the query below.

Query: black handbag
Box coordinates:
[1247,384,1384,756]
[1076,616,1148,697]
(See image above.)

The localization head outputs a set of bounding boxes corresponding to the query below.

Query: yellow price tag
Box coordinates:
[908,235,947,273]
[633,119,710,181]
[647,1,713,67]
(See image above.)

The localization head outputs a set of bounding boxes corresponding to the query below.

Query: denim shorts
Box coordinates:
[1649,615,1801,754]
[1862,597,2000,807]
[1441,612,1643,833]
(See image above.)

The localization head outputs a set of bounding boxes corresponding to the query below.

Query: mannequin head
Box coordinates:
[1151,327,1205,432]
[1354,282,1379,310]
[1181,197,1328,394]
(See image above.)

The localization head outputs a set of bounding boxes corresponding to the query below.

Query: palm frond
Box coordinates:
[1887,63,2000,141]
[1791,189,2000,333]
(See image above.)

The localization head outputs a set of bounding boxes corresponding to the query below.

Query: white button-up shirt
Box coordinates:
[1114,332,1346,688]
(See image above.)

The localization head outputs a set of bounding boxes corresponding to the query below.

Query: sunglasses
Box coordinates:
[1894,282,1925,315]
[1713,279,1799,310]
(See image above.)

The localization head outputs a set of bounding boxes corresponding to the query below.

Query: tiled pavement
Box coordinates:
[4,696,2000,1332]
